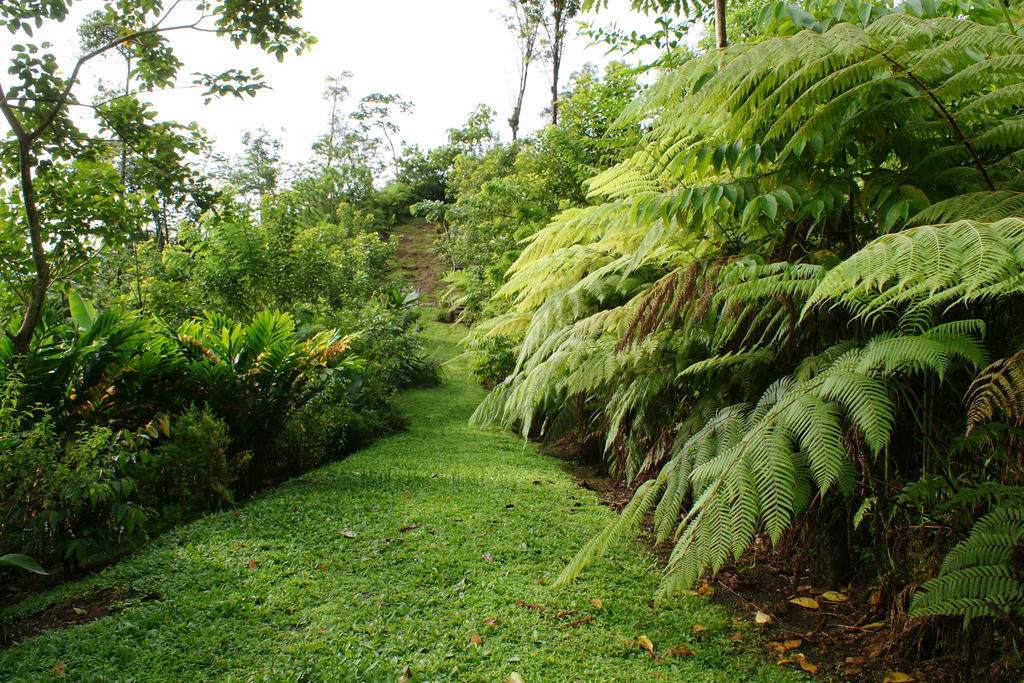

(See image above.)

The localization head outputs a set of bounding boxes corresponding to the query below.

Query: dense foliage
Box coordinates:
[462,0,1024,657]
[0,2,437,573]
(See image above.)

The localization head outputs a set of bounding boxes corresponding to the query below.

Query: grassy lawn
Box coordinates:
[0,321,799,681]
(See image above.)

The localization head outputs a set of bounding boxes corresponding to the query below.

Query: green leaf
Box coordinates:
[0,553,47,574]
[68,290,97,330]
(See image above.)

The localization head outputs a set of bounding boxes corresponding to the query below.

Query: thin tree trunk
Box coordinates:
[550,4,563,125]
[715,0,727,48]
[11,147,50,357]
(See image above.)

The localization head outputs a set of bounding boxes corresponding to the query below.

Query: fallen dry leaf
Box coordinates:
[504,674,525,683]
[54,663,66,676]
[482,553,494,562]
[247,559,257,569]
[514,600,544,611]
[399,525,419,533]
[666,645,696,657]
[782,639,802,650]
[697,582,715,596]
[820,590,848,602]
[637,635,655,653]
[840,656,866,667]
[882,674,914,683]
[789,597,819,609]
[729,632,743,642]
[590,599,603,609]
[795,653,818,673]
[402,490,411,499]
[470,634,482,646]
[869,589,884,606]
[754,611,773,625]
[483,617,500,626]
[692,624,709,633]
[341,531,357,538]
[72,607,87,616]
[565,615,595,628]
[862,621,886,630]
[776,658,796,666]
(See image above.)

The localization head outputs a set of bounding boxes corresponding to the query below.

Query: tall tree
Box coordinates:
[542,0,582,125]
[319,72,353,171]
[350,92,414,175]
[714,0,727,47]
[504,0,544,140]
[0,0,312,356]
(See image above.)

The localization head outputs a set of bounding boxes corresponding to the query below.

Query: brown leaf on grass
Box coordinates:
[247,559,257,569]
[692,624,709,633]
[789,597,819,609]
[882,674,914,682]
[536,579,546,585]
[697,582,715,596]
[482,553,494,562]
[54,663,66,676]
[590,599,603,609]
[729,632,743,642]
[341,531,357,538]
[782,639,802,650]
[794,653,818,673]
[237,542,247,547]
[564,615,595,628]
[402,491,411,499]
[667,645,696,657]
[399,525,419,533]
[483,617,500,626]
[637,635,655,654]
[555,610,578,619]
[754,611,773,625]
[514,600,544,611]
[503,674,525,683]
[470,634,482,646]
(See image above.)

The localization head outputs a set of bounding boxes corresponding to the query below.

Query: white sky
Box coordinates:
[2,1,670,163]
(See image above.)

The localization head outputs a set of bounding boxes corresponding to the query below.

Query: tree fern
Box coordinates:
[966,348,1024,433]
[910,506,1024,623]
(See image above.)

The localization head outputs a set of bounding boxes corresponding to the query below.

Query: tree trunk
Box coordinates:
[11,147,50,357]
[550,4,564,126]
[715,0,728,49]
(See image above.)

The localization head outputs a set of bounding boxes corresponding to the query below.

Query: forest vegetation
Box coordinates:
[0,0,1022,679]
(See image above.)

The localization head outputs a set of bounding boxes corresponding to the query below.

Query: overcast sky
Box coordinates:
[3,1,670,163]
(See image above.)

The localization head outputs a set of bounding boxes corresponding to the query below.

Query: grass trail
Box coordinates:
[0,321,797,681]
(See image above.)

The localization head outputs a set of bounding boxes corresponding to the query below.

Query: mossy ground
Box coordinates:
[0,320,798,682]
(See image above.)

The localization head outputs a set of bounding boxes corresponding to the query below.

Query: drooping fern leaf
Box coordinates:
[910,506,1024,624]
[966,348,1024,433]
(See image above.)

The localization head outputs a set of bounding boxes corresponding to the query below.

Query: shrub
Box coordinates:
[136,406,236,518]
[468,334,517,387]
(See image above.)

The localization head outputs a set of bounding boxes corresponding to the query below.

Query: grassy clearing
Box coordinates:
[0,321,798,681]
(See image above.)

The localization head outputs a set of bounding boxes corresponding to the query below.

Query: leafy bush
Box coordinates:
[0,381,146,568]
[136,406,236,517]
[467,333,517,387]
[175,310,363,489]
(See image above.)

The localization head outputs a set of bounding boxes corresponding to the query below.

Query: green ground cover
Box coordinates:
[0,321,797,682]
